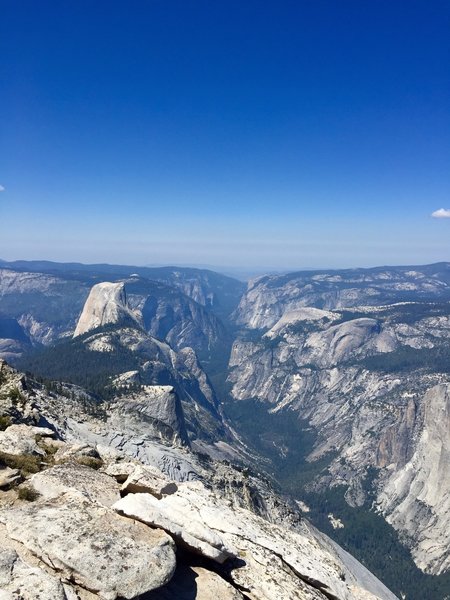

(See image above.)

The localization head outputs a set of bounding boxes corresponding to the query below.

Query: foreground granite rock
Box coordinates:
[29,462,121,507]
[1,492,177,600]
[114,489,235,564]
[0,424,54,456]
[114,481,396,600]
[0,547,71,600]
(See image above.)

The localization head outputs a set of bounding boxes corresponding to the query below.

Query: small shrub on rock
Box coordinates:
[18,485,40,502]
[0,415,11,431]
[0,451,42,476]
[76,456,103,470]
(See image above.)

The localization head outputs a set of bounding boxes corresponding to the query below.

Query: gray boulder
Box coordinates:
[2,492,176,600]
[29,462,120,507]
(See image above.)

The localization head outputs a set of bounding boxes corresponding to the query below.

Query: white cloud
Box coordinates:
[431,208,450,219]
[0,185,5,192]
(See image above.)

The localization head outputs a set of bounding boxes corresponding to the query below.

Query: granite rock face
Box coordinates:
[73,282,140,337]
[1,492,177,600]
[377,384,450,575]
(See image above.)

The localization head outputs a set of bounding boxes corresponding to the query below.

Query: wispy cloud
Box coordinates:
[431,208,450,219]
[0,185,5,192]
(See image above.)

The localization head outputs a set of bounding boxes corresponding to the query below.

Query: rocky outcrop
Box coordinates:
[0,424,55,456]
[29,462,121,507]
[114,488,236,563]
[109,385,190,447]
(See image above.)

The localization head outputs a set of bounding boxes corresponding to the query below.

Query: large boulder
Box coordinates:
[29,462,120,507]
[120,464,178,498]
[114,490,234,564]
[1,492,176,600]
[0,424,54,456]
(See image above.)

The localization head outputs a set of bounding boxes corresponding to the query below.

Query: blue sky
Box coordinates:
[1,0,449,270]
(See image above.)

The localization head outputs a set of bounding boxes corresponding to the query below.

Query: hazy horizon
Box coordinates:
[2,255,450,285]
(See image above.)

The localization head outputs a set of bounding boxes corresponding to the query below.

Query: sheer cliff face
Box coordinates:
[377,384,450,575]
[229,274,450,576]
[73,282,140,337]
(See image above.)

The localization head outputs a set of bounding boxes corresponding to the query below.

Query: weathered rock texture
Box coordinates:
[377,384,450,575]
[1,492,177,600]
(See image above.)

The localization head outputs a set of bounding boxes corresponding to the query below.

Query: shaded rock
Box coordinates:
[0,467,21,489]
[2,492,176,600]
[145,563,244,600]
[191,567,244,600]
[29,462,120,507]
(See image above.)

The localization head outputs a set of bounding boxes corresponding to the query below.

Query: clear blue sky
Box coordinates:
[1,0,449,270]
